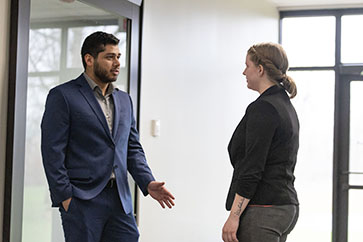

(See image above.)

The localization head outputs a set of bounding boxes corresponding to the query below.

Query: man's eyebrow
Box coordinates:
[104,52,121,57]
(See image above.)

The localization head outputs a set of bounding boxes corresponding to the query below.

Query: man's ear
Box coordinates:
[84,54,94,68]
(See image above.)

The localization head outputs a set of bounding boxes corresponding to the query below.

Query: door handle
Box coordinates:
[341,171,363,175]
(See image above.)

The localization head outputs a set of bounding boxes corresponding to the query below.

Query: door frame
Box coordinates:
[3,0,144,241]
[280,8,363,242]
[334,67,363,241]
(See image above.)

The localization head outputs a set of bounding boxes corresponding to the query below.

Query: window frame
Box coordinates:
[279,8,363,242]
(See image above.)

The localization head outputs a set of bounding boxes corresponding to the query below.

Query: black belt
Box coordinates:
[106,178,116,188]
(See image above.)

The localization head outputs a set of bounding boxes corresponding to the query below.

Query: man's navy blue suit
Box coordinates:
[41,74,155,241]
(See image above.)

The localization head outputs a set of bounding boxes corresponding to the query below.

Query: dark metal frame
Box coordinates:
[3,1,30,241]
[3,0,143,241]
[280,8,363,242]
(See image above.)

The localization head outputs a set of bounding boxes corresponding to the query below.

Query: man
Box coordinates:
[41,31,174,242]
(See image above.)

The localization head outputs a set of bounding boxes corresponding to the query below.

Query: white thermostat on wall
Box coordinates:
[151,120,161,137]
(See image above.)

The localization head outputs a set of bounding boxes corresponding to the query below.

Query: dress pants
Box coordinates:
[59,183,139,242]
[237,205,299,242]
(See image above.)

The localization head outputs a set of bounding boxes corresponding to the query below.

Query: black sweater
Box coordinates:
[226,85,299,210]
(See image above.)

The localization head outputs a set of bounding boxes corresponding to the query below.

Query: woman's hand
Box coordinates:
[222,215,239,242]
[222,193,250,242]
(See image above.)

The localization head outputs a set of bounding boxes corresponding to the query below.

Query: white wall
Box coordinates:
[0,0,10,238]
[138,0,278,241]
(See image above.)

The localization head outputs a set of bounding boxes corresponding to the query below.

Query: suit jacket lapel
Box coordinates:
[112,91,126,143]
[112,92,120,139]
[77,75,114,143]
[112,90,128,143]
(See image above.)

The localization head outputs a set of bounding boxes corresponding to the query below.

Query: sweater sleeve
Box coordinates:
[234,100,279,199]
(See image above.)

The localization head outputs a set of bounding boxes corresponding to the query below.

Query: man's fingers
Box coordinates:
[164,199,172,208]
[158,200,165,209]
[164,201,171,209]
[150,181,175,209]
[165,190,175,200]
[161,187,175,199]
[163,194,175,206]
[167,197,175,206]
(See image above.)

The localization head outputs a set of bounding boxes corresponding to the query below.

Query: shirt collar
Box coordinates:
[83,72,115,96]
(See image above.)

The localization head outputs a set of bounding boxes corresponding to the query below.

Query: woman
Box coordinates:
[222,43,299,242]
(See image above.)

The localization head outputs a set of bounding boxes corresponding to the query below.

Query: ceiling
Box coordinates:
[267,0,363,10]
[31,0,363,21]
[31,0,115,22]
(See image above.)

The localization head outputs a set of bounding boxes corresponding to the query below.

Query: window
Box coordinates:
[341,15,363,64]
[282,16,335,67]
[281,9,363,242]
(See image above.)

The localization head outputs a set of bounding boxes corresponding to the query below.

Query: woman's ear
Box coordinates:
[258,64,264,76]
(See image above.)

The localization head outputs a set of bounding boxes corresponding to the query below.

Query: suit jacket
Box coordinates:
[226,85,299,210]
[41,74,154,214]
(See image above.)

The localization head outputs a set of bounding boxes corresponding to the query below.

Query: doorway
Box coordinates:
[334,69,363,242]
[4,0,143,241]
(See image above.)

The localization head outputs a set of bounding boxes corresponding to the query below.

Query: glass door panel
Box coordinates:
[280,11,363,242]
[349,81,363,185]
[281,17,335,67]
[23,0,132,241]
[66,25,129,90]
[348,190,363,242]
[341,15,363,64]
[28,28,61,72]
[288,71,335,242]
[348,81,363,242]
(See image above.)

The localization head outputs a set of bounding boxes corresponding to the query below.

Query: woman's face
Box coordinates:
[243,54,260,91]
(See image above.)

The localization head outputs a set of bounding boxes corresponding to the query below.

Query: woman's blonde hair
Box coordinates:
[247,42,297,98]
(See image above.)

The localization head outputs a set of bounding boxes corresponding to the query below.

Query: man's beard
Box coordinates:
[94,61,117,83]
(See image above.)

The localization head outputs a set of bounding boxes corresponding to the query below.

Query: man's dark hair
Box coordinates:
[81,31,120,69]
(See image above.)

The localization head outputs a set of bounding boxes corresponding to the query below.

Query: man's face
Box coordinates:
[93,44,121,83]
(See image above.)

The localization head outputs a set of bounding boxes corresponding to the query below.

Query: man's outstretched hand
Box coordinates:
[147,181,175,209]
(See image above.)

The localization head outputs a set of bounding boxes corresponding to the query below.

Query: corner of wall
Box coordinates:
[0,0,11,238]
